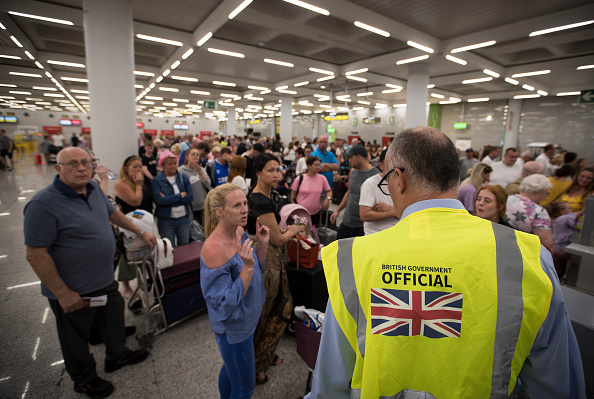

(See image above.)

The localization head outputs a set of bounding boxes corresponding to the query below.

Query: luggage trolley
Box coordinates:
[126,239,207,348]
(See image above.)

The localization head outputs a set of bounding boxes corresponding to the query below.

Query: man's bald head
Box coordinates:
[522,161,544,178]
[56,147,89,164]
[55,147,92,192]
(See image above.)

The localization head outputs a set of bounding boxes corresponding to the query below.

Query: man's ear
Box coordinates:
[54,164,61,173]
[397,169,407,194]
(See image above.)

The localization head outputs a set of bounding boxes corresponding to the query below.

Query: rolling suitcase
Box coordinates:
[286,260,328,312]
[317,211,337,246]
[158,241,203,294]
[161,282,206,324]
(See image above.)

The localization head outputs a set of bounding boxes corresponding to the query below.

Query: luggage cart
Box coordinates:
[295,321,322,396]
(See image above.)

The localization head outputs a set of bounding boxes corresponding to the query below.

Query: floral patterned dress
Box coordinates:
[504,194,551,233]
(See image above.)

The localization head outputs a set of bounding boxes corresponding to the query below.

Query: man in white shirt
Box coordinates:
[481,146,500,165]
[489,147,522,188]
[359,149,399,235]
[535,144,555,176]
[52,132,66,151]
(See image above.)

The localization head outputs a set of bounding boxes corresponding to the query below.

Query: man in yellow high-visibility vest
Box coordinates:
[306,127,585,399]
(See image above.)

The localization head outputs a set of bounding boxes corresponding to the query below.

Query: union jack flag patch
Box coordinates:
[370,288,463,338]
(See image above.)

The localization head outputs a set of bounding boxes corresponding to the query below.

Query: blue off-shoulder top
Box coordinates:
[200,232,265,344]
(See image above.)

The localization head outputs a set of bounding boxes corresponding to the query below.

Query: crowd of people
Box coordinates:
[23,128,590,398]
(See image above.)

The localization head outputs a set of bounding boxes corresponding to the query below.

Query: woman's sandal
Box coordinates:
[271,354,283,366]
[256,372,269,385]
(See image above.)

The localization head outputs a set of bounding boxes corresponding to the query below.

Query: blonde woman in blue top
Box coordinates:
[200,183,269,399]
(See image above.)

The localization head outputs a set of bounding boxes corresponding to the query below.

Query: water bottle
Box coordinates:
[106,170,118,180]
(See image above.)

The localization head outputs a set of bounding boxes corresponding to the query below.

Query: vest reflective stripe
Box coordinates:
[491,223,524,398]
[337,237,366,358]
[351,388,438,399]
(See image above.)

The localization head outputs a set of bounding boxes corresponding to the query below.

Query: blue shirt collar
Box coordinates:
[401,199,466,220]
[53,175,95,198]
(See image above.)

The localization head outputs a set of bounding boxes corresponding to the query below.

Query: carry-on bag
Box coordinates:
[158,241,203,294]
[287,235,319,269]
[286,260,329,312]
[317,211,337,246]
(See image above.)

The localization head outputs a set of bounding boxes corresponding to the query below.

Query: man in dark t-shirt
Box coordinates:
[141,143,158,187]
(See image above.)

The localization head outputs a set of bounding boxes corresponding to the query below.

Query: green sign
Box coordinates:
[428,104,441,128]
[203,101,216,110]
[454,122,468,129]
[580,89,594,104]
[327,124,335,133]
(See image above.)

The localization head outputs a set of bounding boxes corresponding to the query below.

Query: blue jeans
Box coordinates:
[215,333,255,399]
[157,214,191,247]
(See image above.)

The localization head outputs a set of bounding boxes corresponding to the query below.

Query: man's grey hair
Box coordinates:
[386,127,460,195]
[522,161,544,177]
[519,174,552,193]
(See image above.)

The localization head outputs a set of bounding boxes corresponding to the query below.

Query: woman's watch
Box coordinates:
[326,196,331,200]
[137,230,145,236]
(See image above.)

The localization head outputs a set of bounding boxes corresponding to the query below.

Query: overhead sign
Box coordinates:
[43,126,62,133]
[249,119,260,124]
[161,129,175,136]
[173,124,189,130]
[203,101,216,110]
[136,122,144,128]
[579,89,594,104]
[363,117,380,124]
[327,124,335,133]
[324,112,348,121]
[81,127,91,134]
[0,116,17,123]
[143,129,157,136]
[454,122,468,129]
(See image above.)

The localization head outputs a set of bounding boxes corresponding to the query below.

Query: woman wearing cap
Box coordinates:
[152,150,194,247]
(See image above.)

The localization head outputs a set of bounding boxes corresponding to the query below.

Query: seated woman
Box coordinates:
[247,154,300,384]
[558,166,594,212]
[457,163,491,212]
[540,164,574,206]
[290,156,332,226]
[152,150,194,247]
[227,155,249,195]
[547,201,587,277]
[474,185,510,226]
[200,184,269,399]
[505,174,553,253]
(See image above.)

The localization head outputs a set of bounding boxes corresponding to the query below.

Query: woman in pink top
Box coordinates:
[290,156,332,226]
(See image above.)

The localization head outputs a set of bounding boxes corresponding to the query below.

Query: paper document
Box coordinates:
[81,295,108,308]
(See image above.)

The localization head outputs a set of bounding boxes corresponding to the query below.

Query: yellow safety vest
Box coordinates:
[323,207,552,399]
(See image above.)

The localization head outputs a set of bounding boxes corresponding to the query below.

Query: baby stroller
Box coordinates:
[279,204,319,243]
[280,204,320,269]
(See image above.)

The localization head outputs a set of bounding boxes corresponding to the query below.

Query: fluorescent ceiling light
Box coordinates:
[346,68,368,75]
[136,34,183,46]
[386,84,403,89]
[9,91,31,95]
[172,98,189,102]
[282,0,329,16]
[32,86,57,91]
[382,88,402,94]
[220,93,238,98]
[309,67,334,75]
[208,48,245,58]
[163,102,177,106]
[149,83,155,89]
[556,92,580,96]
[511,70,550,78]
[430,93,444,98]
[197,32,213,47]
[248,85,267,91]
[10,72,42,78]
[504,77,519,85]
[393,104,407,108]
[522,84,535,91]
[213,81,236,87]
[0,54,21,60]
[468,98,489,102]
[449,97,461,102]
[537,90,548,96]
[145,96,163,100]
[71,89,89,93]
[347,76,367,82]
[407,41,434,53]
[354,21,389,37]
[529,20,593,37]
[357,92,373,96]
[0,96,15,99]
[375,103,388,108]
[250,97,263,101]
[191,90,211,95]
[60,77,89,82]
[439,100,459,104]
[514,94,540,99]
[24,51,35,60]
[171,60,180,69]
[352,107,364,111]
[159,87,179,92]
[319,104,331,108]
[462,77,492,84]
[162,69,171,77]
[483,69,500,78]
[172,76,198,82]
[43,93,64,97]
[155,76,163,82]
[260,89,271,94]
[75,95,90,99]
[445,55,467,65]
[48,60,85,68]
[10,36,23,47]
[229,0,253,19]
[0,22,5,30]
[396,55,429,65]
[264,58,294,67]
[134,71,155,76]
[134,84,144,88]
[451,40,496,53]
[317,75,334,82]
[577,64,594,70]
[278,89,297,95]
[294,81,309,87]
[276,85,288,90]
[8,11,73,25]
[0,84,17,87]
[182,48,194,59]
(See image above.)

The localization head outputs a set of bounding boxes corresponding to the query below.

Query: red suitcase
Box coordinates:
[158,241,203,294]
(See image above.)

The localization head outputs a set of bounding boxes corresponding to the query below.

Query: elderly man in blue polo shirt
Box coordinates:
[24,147,157,399]
[312,135,339,189]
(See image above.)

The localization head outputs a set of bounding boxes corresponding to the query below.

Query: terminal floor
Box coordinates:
[0,154,316,399]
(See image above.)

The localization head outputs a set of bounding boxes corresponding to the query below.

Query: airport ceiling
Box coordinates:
[0,0,593,119]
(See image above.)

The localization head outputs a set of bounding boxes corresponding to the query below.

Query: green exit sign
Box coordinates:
[203,101,216,110]
[454,122,468,129]
[327,125,335,133]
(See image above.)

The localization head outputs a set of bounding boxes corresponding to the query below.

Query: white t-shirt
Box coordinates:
[231,175,249,194]
[481,155,495,166]
[52,134,65,147]
[358,174,399,235]
[166,175,187,218]
[535,153,553,177]
[489,161,522,188]
[296,157,307,175]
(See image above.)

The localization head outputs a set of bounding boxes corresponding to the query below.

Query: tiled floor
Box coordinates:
[0,154,313,398]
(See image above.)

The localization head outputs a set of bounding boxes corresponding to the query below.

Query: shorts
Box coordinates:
[0,149,12,158]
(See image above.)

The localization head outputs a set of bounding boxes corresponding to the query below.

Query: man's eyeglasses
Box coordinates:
[377,167,404,196]
[58,160,92,169]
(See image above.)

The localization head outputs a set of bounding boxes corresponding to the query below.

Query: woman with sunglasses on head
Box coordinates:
[200,183,269,399]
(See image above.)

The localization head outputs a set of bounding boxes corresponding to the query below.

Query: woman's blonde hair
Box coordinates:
[227,155,247,183]
[204,183,243,238]
[170,143,181,156]
[118,155,142,191]
[461,163,492,191]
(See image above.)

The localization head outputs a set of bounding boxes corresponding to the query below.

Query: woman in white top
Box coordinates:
[295,146,313,175]
[227,155,249,195]
[283,141,298,165]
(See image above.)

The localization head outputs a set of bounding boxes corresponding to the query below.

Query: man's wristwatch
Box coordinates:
[326,196,331,200]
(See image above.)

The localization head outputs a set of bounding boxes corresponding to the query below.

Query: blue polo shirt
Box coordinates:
[24,176,116,299]
[311,148,338,188]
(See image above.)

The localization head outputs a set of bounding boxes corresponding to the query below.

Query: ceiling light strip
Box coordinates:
[197,32,213,47]
[445,55,466,65]
[396,55,429,65]
[136,34,183,46]
[406,41,434,53]
[8,11,73,26]
[264,58,294,67]
[228,0,253,19]
[529,20,594,37]
[354,21,389,37]
[511,70,550,78]
[450,40,496,53]
[462,77,492,84]
[208,48,245,58]
[282,0,329,16]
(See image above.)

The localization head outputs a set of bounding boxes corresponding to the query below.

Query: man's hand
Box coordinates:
[95,165,109,181]
[330,211,339,224]
[373,202,393,212]
[58,289,84,313]
[140,231,157,248]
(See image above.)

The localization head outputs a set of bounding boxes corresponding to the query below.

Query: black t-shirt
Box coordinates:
[142,154,158,177]
[115,185,153,214]
[245,155,257,189]
[247,192,280,235]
